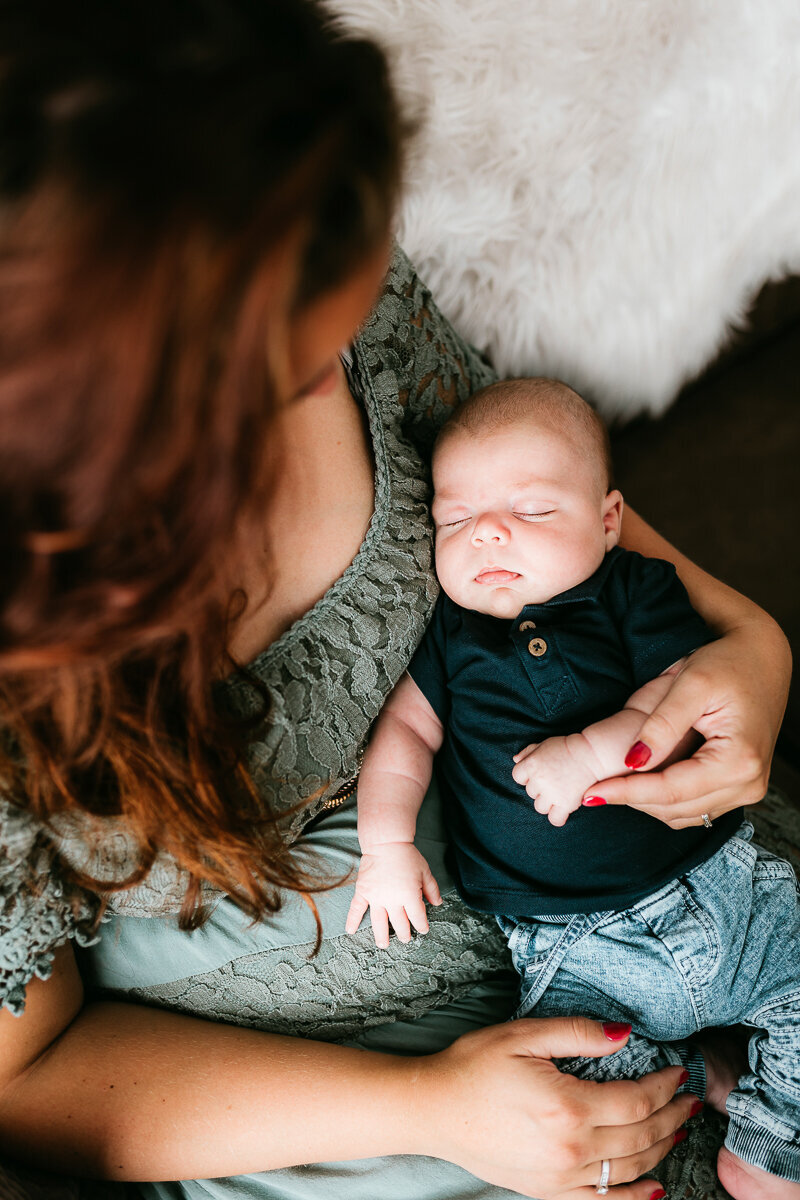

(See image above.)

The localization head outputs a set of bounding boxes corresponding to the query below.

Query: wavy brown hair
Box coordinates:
[0,0,402,928]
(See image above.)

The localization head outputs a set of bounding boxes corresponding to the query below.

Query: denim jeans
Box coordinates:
[497,822,800,1182]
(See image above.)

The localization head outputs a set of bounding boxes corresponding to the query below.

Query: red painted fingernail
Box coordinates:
[625,741,652,769]
[689,1100,703,1117]
[678,1069,690,1085]
[602,1021,632,1040]
[649,1189,666,1200]
[673,1127,688,1145]
[583,796,607,806]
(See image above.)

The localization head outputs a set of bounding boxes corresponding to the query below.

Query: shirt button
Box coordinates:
[519,620,537,631]
[528,637,548,657]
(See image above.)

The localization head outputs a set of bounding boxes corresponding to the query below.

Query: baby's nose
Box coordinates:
[471,513,508,544]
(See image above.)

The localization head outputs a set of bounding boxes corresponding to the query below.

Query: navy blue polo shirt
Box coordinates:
[408,546,741,917]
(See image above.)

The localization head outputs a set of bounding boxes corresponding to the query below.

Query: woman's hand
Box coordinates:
[605,506,793,828]
[1,955,692,1189]
[582,615,790,829]
[408,1016,696,1198]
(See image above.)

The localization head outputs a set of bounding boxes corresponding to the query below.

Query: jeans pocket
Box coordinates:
[633,881,721,1033]
[508,921,572,1019]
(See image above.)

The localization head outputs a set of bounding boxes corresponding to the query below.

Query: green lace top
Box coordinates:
[0,244,498,1016]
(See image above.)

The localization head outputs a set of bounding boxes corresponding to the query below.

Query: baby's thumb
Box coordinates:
[512,1015,632,1061]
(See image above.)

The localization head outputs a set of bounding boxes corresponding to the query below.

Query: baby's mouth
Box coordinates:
[474,568,522,585]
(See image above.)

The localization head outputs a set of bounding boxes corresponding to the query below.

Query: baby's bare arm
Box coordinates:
[575,671,683,781]
[356,673,443,850]
[512,662,692,826]
[345,674,444,945]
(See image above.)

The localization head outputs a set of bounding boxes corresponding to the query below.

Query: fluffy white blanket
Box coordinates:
[326,0,800,419]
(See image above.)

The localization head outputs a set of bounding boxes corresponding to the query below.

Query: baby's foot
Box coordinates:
[693,1025,748,1115]
[717,1146,800,1200]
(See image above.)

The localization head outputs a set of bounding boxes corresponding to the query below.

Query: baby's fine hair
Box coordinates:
[435,377,613,495]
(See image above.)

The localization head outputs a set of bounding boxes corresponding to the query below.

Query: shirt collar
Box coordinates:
[514,545,622,619]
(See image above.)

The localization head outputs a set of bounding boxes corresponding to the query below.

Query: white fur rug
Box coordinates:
[326,0,800,419]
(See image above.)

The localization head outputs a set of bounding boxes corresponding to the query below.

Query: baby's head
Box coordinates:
[431,378,623,618]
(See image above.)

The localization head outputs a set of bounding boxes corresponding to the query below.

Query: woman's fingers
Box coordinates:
[578,1068,695,1134]
[415,1018,692,1199]
[565,1184,666,1200]
[570,1077,696,1195]
[576,1127,675,1190]
[585,628,782,826]
[573,1141,672,1195]
[620,671,700,771]
[586,751,763,826]
[484,1177,667,1200]
[511,1015,642,1062]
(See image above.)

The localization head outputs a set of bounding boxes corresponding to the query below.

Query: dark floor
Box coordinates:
[609,315,800,784]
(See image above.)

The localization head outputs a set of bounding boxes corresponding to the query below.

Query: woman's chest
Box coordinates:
[220,353,439,841]
[228,368,376,662]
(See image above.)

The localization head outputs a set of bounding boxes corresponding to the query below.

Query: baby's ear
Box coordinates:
[602,489,624,549]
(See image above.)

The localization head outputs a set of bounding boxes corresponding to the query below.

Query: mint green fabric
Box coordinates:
[3,245,798,1199]
[82,781,525,1200]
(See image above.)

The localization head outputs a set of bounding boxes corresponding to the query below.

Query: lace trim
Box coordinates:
[1,245,498,992]
[0,799,102,1017]
[118,894,512,1043]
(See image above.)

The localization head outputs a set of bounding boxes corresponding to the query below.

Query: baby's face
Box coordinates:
[432,422,622,618]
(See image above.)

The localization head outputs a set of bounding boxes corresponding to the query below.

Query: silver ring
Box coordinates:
[596,1158,610,1194]
[701,812,713,829]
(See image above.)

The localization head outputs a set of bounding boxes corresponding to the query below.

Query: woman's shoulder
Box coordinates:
[357,244,497,456]
[0,795,102,1016]
[375,243,496,390]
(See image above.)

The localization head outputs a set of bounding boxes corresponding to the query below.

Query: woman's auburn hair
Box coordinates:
[0,0,402,929]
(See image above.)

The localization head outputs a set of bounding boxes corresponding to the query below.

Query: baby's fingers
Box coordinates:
[370,905,391,949]
[388,905,412,944]
[421,864,443,908]
[345,893,368,935]
[404,893,430,935]
[547,807,571,827]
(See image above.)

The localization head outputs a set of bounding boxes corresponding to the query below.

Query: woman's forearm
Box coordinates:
[622,506,791,651]
[0,997,418,1181]
[614,505,791,813]
[0,950,699,1197]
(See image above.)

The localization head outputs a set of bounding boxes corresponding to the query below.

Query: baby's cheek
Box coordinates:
[433,545,462,601]
[550,534,605,592]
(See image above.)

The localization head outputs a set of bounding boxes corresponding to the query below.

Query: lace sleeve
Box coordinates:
[0,797,102,1016]
[373,245,497,458]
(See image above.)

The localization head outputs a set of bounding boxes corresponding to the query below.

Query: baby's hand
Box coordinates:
[345,843,442,949]
[512,733,598,827]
